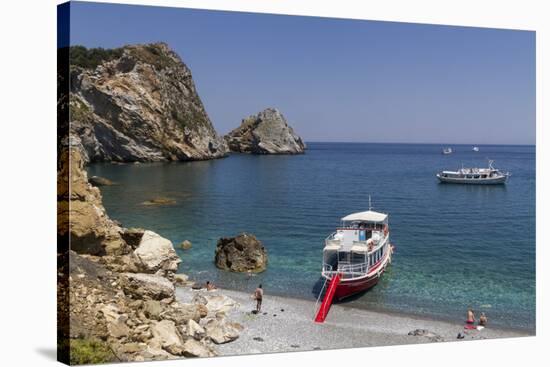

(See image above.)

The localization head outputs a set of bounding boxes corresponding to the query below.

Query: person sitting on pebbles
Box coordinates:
[205,281,217,291]
[479,312,488,327]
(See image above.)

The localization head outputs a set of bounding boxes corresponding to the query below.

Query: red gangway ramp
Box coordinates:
[314,273,342,323]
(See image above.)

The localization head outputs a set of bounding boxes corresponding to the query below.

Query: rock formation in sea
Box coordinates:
[224,108,306,154]
[215,233,268,273]
[68,43,228,163]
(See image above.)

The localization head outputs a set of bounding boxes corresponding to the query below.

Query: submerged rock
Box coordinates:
[214,233,268,273]
[225,108,306,154]
[89,175,115,186]
[180,240,192,250]
[140,197,177,206]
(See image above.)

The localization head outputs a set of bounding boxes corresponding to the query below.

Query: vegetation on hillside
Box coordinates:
[70,338,117,365]
[69,45,124,69]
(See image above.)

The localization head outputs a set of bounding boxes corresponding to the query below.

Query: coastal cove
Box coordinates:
[88,142,536,332]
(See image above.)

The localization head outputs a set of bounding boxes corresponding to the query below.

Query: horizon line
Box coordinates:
[303,141,536,146]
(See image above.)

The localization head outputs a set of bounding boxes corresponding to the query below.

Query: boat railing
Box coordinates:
[322,262,368,280]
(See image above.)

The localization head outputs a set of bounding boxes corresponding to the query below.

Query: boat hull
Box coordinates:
[333,273,381,300]
[331,252,391,300]
[436,174,507,185]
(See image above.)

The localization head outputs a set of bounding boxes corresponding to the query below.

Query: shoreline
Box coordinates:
[175,285,533,357]
[182,275,535,334]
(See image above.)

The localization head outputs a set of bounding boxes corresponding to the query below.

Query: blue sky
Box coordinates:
[66,1,535,145]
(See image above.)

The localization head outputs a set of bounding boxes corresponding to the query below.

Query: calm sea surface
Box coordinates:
[88,143,535,331]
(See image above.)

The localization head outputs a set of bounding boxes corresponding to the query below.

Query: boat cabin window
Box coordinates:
[323,250,338,268]
[338,251,351,263]
[351,251,367,264]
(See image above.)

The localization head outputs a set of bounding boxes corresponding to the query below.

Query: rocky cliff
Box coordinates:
[57,142,242,363]
[225,108,306,154]
[68,43,228,163]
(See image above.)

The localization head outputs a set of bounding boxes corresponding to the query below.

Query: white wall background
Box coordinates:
[0,0,546,366]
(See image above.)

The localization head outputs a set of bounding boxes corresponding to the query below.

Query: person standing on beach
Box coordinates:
[466,308,476,325]
[254,284,264,313]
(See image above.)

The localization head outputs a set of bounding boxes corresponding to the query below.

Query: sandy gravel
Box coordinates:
[175,286,532,356]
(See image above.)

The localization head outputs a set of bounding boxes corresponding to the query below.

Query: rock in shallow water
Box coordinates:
[89,175,115,186]
[214,233,268,273]
[141,197,177,206]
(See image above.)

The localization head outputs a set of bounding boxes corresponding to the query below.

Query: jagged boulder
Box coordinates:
[193,293,239,315]
[120,273,175,301]
[215,233,268,273]
[186,319,206,340]
[204,316,242,344]
[225,108,305,154]
[182,339,216,358]
[150,320,186,355]
[133,230,181,276]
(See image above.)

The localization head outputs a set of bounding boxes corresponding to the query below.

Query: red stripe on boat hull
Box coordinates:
[332,258,389,300]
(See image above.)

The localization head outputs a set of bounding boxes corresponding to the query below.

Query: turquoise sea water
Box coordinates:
[88,143,535,331]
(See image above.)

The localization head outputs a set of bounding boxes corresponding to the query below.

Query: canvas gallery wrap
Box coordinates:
[57,1,536,365]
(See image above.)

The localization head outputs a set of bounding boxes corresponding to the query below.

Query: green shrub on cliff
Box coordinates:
[70,338,116,365]
[69,45,124,69]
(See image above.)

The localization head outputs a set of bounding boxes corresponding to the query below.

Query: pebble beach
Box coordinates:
[175,286,532,357]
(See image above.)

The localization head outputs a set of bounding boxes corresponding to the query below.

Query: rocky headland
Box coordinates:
[58,42,305,364]
[68,43,228,163]
[57,142,242,364]
[224,108,306,154]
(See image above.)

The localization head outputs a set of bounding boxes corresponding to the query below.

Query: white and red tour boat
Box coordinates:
[314,200,393,322]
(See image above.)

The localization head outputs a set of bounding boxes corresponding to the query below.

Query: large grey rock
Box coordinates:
[193,293,239,315]
[225,108,305,154]
[150,320,185,355]
[215,233,268,273]
[100,304,130,339]
[186,319,206,340]
[134,230,181,275]
[162,302,202,325]
[120,273,175,300]
[69,43,228,163]
[204,316,242,344]
[182,339,216,358]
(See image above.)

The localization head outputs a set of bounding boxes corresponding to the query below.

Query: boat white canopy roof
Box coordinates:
[324,243,342,251]
[341,210,388,223]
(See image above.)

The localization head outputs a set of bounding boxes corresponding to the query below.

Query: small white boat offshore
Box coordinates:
[442,147,453,155]
[472,146,480,152]
[436,160,510,185]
